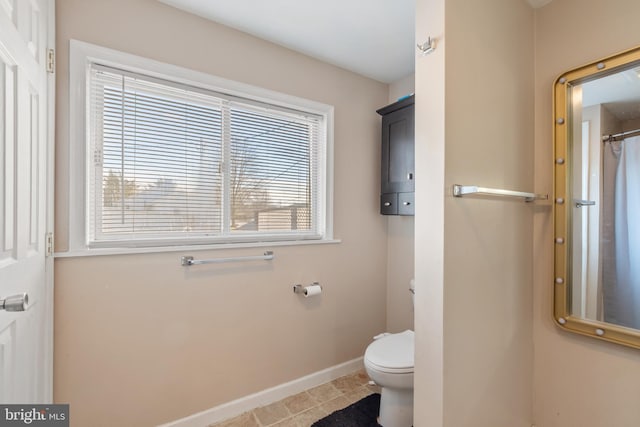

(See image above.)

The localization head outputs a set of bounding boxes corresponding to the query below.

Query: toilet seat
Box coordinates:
[364,330,414,374]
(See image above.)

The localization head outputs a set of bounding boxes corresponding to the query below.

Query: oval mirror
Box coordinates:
[554,46,640,349]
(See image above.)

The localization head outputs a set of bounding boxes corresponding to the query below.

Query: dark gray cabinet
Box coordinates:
[376,95,414,215]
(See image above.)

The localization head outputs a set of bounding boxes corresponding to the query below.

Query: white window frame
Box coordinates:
[64,40,336,256]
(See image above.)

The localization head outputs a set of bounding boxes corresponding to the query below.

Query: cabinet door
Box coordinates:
[381,104,415,194]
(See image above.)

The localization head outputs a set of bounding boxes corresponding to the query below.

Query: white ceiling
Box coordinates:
[159,0,415,83]
[159,0,552,84]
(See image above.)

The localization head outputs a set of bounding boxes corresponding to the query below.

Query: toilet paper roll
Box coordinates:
[303,285,322,298]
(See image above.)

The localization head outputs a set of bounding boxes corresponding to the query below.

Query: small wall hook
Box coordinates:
[417,37,437,55]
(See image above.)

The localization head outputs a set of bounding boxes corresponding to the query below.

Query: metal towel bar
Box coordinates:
[574,199,596,208]
[181,251,274,266]
[452,184,548,202]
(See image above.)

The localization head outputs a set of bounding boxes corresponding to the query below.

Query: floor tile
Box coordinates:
[282,391,318,415]
[291,407,327,426]
[331,373,366,394]
[210,411,260,427]
[344,386,373,404]
[367,383,382,395]
[351,369,371,386]
[209,369,376,427]
[307,383,342,403]
[253,401,290,426]
[320,395,351,415]
[269,417,300,427]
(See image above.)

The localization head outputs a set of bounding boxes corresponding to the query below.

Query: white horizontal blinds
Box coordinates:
[89,65,223,243]
[228,102,319,235]
[88,63,324,246]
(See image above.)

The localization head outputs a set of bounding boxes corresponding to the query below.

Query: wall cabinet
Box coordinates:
[376,95,414,215]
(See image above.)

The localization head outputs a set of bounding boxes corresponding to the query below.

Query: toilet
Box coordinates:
[364,281,415,427]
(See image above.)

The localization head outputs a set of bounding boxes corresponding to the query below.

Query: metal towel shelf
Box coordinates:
[452,184,548,202]
[181,251,274,266]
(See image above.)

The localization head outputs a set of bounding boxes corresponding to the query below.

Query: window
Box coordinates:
[69,41,333,252]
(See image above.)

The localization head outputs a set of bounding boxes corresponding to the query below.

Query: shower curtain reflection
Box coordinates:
[603,136,640,329]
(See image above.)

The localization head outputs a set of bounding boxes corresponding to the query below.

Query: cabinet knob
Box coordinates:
[403,202,411,206]
[383,202,392,207]
[407,173,413,181]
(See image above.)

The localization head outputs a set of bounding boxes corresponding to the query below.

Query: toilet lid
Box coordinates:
[365,330,414,374]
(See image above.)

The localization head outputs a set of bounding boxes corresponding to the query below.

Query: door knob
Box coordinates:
[0,293,28,312]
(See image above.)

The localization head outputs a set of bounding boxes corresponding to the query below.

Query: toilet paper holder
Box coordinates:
[293,282,322,295]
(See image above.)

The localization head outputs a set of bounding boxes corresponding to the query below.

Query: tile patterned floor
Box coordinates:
[210,369,380,427]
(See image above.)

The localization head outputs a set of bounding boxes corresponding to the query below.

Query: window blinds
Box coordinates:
[88,64,323,246]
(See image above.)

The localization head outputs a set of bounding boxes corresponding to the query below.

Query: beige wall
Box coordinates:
[388,74,415,102]
[385,216,415,332]
[415,0,535,425]
[414,0,446,423]
[54,1,389,425]
[54,1,640,426]
[622,117,640,132]
[533,1,640,426]
[386,74,416,333]
[443,0,534,425]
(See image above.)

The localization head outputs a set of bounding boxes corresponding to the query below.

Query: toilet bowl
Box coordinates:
[364,329,414,427]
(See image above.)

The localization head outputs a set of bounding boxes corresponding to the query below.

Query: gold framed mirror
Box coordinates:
[554,45,640,349]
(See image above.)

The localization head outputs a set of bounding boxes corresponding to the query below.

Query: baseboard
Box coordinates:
[158,357,364,427]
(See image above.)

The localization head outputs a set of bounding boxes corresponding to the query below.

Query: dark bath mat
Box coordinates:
[311,393,381,427]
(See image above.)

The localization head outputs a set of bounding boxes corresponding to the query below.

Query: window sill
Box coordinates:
[53,238,342,259]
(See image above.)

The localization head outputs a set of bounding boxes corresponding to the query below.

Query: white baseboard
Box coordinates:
[158,357,364,427]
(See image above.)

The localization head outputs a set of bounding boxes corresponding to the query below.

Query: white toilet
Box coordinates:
[364,281,415,427]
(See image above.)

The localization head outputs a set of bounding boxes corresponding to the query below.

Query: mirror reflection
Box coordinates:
[569,60,640,330]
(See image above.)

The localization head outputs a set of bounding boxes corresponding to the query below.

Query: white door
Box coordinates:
[0,0,54,403]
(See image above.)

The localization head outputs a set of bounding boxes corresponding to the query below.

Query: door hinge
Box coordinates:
[46,49,55,74]
[46,232,54,257]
